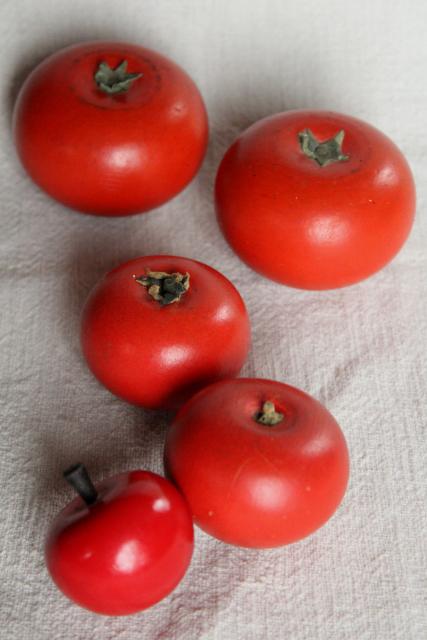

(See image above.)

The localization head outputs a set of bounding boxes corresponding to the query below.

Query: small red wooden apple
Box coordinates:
[45,464,194,615]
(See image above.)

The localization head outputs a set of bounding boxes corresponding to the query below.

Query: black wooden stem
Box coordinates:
[64,463,98,506]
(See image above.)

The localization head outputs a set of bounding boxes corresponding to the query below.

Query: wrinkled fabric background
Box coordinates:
[1,1,426,639]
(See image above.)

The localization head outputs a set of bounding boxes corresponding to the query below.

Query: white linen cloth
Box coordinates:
[1,1,426,638]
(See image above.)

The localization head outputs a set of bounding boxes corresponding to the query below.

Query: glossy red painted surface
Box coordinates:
[13,41,208,216]
[165,378,349,548]
[215,110,415,289]
[81,255,251,409]
[46,470,194,615]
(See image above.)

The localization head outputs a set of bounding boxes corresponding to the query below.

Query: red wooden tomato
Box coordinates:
[81,255,250,409]
[215,110,415,289]
[165,378,349,548]
[13,41,208,216]
[46,465,194,615]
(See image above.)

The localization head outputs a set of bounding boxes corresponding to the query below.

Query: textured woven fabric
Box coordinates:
[1,1,426,638]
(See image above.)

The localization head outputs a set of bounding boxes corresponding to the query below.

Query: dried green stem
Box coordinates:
[255,401,284,426]
[298,128,349,167]
[135,270,190,306]
[94,60,142,95]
